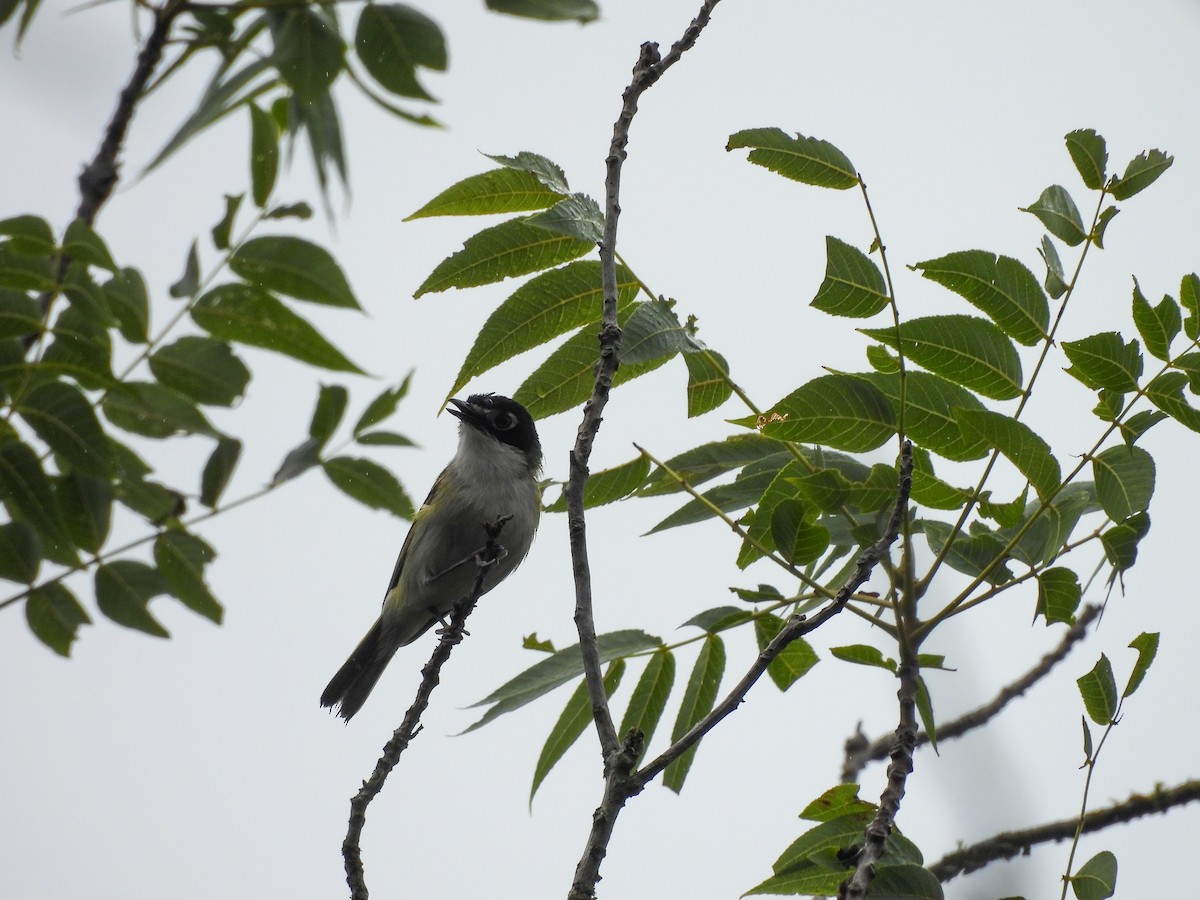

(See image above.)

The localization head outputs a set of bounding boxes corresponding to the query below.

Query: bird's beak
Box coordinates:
[447,397,485,428]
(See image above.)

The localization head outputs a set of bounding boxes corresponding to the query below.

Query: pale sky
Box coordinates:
[3,1,1200,898]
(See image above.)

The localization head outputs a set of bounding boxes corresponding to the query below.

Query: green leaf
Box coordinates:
[754,613,818,690]
[525,193,603,244]
[546,455,649,512]
[617,649,676,762]
[1101,513,1150,578]
[1062,332,1142,392]
[682,606,754,633]
[912,250,1049,346]
[485,0,599,23]
[863,315,1023,400]
[149,336,250,407]
[95,560,171,637]
[103,381,219,439]
[726,128,858,189]
[169,240,202,299]
[0,288,42,339]
[621,298,692,366]
[1109,148,1173,200]
[770,499,829,566]
[17,380,114,477]
[115,477,185,526]
[1123,632,1159,698]
[810,236,888,318]
[484,151,570,194]
[62,218,117,272]
[1065,129,1108,190]
[270,7,345,104]
[1077,654,1118,725]
[230,236,359,308]
[249,102,279,208]
[1181,273,1199,340]
[909,447,972,510]
[1071,850,1117,900]
[1039,235,1069,299]
[201,437,241,509]
[638,434,788,497]
[355,3,445,101]
[866,343,900,373]
[0,245,54,291]
[355,430,415,447]
[406,167,563,220]
[685,350,732,417]
[530,660,624,803]
[266,202,313,221]
[1092,206,1120,248]
[450,261,638,398]
[664,634,725,793]
[414,217,593,297]
[25,583,90,657]
[309,384,349,445]
[1119,410,1167,447]
[916,675,937,751]
[744,373,895,452]
[104,268,150,343]
[210,193,243,251]
[799,784,875,823]
[0,440,79,566]
[1131,278,1179,361]
[155,530,222,624]
[354,375,413,434]
[272,437,322,486]
[1081,715,1094,760]
[1145,372,1200,432]
[0,520,39,583]
[464,630,662,732]
[1092,445,1154,522]
[322,457,414,519]
[55,472,113,554]
[831,643,896,671]
[192,283,365,373]
[956,409,1060,499]
[0,214,55,256]
[853,371,990,462]
[921,519,1012,584]
[1020,185,1087,246]
[1037,567,1081,625]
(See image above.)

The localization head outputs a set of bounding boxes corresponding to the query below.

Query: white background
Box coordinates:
[2,1,1199,898]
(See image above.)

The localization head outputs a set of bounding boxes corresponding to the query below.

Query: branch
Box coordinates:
[636,442,913,788]
[928,779,1200,883]
[341,517,510,900]
[841,603,1103,781]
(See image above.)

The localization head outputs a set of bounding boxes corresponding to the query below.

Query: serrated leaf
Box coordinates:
[546,455,649,512]
[647,454,789,535]
[249,102,279,208]
[1071,850,1117,900]
[1065,129,1108,190]
[355,3,445,102]
[95,560,170,637]
[1092,445,1154,522]
[407,167,562,220]
[863,315,1023,400]
[485,0,599,23]
[831,643,896,671]
[103,381,219,439]
[726,127,857,189]
[414,217,593,297]
[17,380,114,477]
[149,336,250,407]
[769,498,829,566]
[464,630,662,732]
[1037,567,1081,625]
[201,437,242,508]
[754,613,818,690]
[104,268,150,343]
[0,520,39,583]
[155,530,222,623]
[1062,332,1143,392]
[484,151,569,193]
[620,298,691,366]
[1110,149,1173,200]
[664,634,725,793]
[1123,632,1158,698]
[913,250,1049,346]
[908,447,972,510]
[230,236,359,308]
[525,193,603,244]
[530,660,624,804]
[638,434,788,497]
[309,384,348,445]
[1077,654,1118,725]
[744,373,895,452]
[811,236,888,317]
[192,283,364,372]
[1119,410,1167,447]
[684,349,732,417]
[956,409,1060,499]
[25,583,90,657]
[55,472,112,554]
[617,649,676,762]
[210,193,243,251]
[853,370,990,462]
[1021,185,1087,246]
[322,457,414,519]
[799,784,875,823]
[0,440,80,566]
[1131,278,1179,361]
[1145,372,1200,432]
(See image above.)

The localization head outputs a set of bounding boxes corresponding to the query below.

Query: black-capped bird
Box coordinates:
[320,394,542,721]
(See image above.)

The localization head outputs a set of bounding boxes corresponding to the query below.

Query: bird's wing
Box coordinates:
[381,469,447,600]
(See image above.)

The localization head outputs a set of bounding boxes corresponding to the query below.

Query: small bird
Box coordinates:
[320,394,542,721]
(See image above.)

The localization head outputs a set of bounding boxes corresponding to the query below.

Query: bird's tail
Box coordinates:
[320,618,398,721]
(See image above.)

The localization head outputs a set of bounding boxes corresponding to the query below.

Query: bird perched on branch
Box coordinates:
[320,394,542,721]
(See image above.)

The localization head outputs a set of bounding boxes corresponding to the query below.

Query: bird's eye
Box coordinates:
[493,411,516,431]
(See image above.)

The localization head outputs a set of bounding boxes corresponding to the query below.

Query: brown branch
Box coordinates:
[841,603,1103,782]
[341,518,510,900]
[928,779,1200,883]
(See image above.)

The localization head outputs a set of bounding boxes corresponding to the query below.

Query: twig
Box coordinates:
[928,779,1200,883]
[341,518,510,900]
[841,604,1103,781]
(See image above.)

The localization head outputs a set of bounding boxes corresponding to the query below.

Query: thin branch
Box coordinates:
[928,779,1200,883]
[341,517,511,900]
[841,603,1103,781]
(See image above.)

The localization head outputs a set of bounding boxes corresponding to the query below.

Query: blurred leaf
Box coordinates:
[1065,128,1108,190]
[355,3,445,101]
[63,218,117,272]
[103,381,219,439]
[546,455,649,512]
[1181,273,1199,340]
[913,250,1049,346]
[406,167,562,219]
[155,530,222,624]
[800,784,875,823]
[956,409,1060,499]
[1109,149,1173,200]
[754,613,818,690]
[169,241,202,299]
[265,202,313,221]
[0,440,79,566]
[95,561,170,637]
[726,128,857,189]
[616,649,676,763]
[0,288,41,339]
[1038,234,1069,299]
[115,478,185,525]
[682,606,753,633]
[485,0,599,22]
[17,380,114,477]
[685,349,732,417]
[1092,205,1119,248]
[1092,445,1154,522]
[1062,332,1142,392]
[104,268,150,343]
[525,193,603,244]
[916,675,937,751]
[1131,278,1180,361]
[1077,654,1118,725]
[272,436,322,486]
[201,437,242,508]
[149,336,250,407]
[270,7,344,103]
[210,193,243,251]
[55,472,113,554]
[664,634,725,793]
[249,102,279,208]
[1036,567,1081,626]
[1101,513,1150,578]
[230,236,359,308]
[811,236,888,318]
[25,583,90,657]
[1070,850,1117,900]
[309,384,349,445]
[0,214,55,255]
[742,373,895,452]
[322,456,414,519]
[292,88,348,192]
[354,374,413,434]
[1123,632,1159,698]
[0,246,54,291]
[1021,185,1087,246]
[192,283,365,373]
[355,430,415,447]
[0,520,39,583]
[831,643,895,671]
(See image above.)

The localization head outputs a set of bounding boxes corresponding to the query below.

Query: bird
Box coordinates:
[320,393,542,721]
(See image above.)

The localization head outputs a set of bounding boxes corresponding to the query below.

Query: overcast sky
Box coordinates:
[3,1,1200,898]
